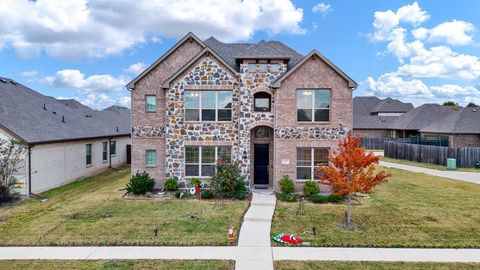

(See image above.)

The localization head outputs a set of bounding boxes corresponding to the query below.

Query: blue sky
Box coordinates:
[0,0,479,109]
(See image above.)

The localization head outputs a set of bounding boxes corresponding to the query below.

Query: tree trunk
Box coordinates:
[346,194,352,228]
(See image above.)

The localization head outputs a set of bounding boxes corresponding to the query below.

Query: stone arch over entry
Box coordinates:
[250,125,274,188]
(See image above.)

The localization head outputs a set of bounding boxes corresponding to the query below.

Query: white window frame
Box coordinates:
[296,147,329,180]
[145,95,156,112]
[102,142,108,162]
[184,91,232,122]
[86,144,93,167]
[296,89,331,122]
[185,146,231,177]
[145,149,157,167]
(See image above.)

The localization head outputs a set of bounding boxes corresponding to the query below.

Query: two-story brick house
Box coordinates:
[127,33,356,191]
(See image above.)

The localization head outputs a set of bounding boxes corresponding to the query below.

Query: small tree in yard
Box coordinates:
[316,134,391,228]
[0,139,26,202]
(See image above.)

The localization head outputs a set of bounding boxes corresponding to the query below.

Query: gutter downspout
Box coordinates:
[108,138,112,168]
[28,144,33,196]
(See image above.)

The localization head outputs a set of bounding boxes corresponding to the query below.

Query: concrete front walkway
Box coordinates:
[235,190,276,270]
[379,160,480,185]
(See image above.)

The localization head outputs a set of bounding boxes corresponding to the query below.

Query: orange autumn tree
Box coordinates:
[316,134,391,227]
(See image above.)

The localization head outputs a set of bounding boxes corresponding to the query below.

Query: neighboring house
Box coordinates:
[353,96,413,137]
[420,106,480,147]
[0,77,131,196]
[128,32,357,190]
[388,104,458,139]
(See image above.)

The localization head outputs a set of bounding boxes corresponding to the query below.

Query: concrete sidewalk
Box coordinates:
[379,160,480,185]
[235,190,276,270]
[273,247,480,263]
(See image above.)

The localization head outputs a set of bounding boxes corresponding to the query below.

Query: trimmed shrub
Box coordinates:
[309,193,328,203]
[190,178,201,187]
[201,190,214,199]
[126,171,155,195]
[327,194,344,203]
[164,177,178,191]
[310,193,345,204]
[210,162,247,200]
[303,180,320,197]
[279,175,295,194]
[278,192,297,202]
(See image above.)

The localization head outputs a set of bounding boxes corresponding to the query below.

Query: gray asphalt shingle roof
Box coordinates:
[420,106,480,134]
[353,96,404,129]
[390,104,457,131]
[203,37,303,71]
[371,97,414,113]
[0,77,131,144]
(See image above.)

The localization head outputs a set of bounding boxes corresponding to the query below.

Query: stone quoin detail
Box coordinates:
[132,126,165,138]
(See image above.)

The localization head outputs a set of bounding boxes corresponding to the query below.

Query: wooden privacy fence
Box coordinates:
[360,137,409,150]
[384,141,480,168]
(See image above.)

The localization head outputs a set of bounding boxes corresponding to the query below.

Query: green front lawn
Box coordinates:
[272,167,480,248]
[275,261,480,270]
[380,157,480,172]
[0,167,249,246]
[0,260,233,270]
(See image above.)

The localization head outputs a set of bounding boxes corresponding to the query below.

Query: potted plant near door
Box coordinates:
[190,178,202,199]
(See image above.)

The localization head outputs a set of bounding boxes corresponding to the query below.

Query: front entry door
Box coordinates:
[254,144,269,185]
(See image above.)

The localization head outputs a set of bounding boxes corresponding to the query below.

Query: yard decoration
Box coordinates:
[228,225,235,244]
[316,134,391,228]
[272,233,304,245]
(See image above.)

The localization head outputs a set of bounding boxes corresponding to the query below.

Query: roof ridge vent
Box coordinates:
[0,78,7,83]
[10,80,17,85]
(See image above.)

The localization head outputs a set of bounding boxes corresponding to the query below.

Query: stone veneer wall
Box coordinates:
[238,63,287,181]
[165,56,239,179]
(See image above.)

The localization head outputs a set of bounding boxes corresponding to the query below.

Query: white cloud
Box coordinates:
[125,62,146,75]
[366,1,480,106]
[117,96,131,108]
[312,3,332,14]
[424,20,475,46]
[20,70,38,78]
[42,69,128,94]
[366,73,480,105]
[371,2,429,42]
[0,0,305,59]
[397,44,480,80]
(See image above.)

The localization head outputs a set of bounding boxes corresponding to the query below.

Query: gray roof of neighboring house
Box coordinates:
[203,37,304,70]
[420,106,480,134]
[353,96,404,129]
[0,77,131,144]
[371,97,414,113]
[57,99,93,110]
[390,104,458,131]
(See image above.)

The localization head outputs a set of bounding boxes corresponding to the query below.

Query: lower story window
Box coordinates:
[86,144,92,166]
[296,148,329,180]
[185,146,231,177]
[146,150,157,166]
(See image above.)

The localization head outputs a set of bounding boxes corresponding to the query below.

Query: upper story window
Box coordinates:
[258,63,267,72]
[86,144,92,166]
[185,91,232,122]
[297,89,331,122]
[145,95,156,112]
[254,92,271,112]
[248,64,257,72]
[270,64,280,72]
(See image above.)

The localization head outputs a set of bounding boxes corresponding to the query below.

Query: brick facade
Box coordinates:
[449,134,480,147]
[353,129,388,137]
[130,34,355,191]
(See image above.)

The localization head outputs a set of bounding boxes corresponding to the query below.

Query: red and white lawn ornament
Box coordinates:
[272,233,304,245]
[228,225,235,244]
